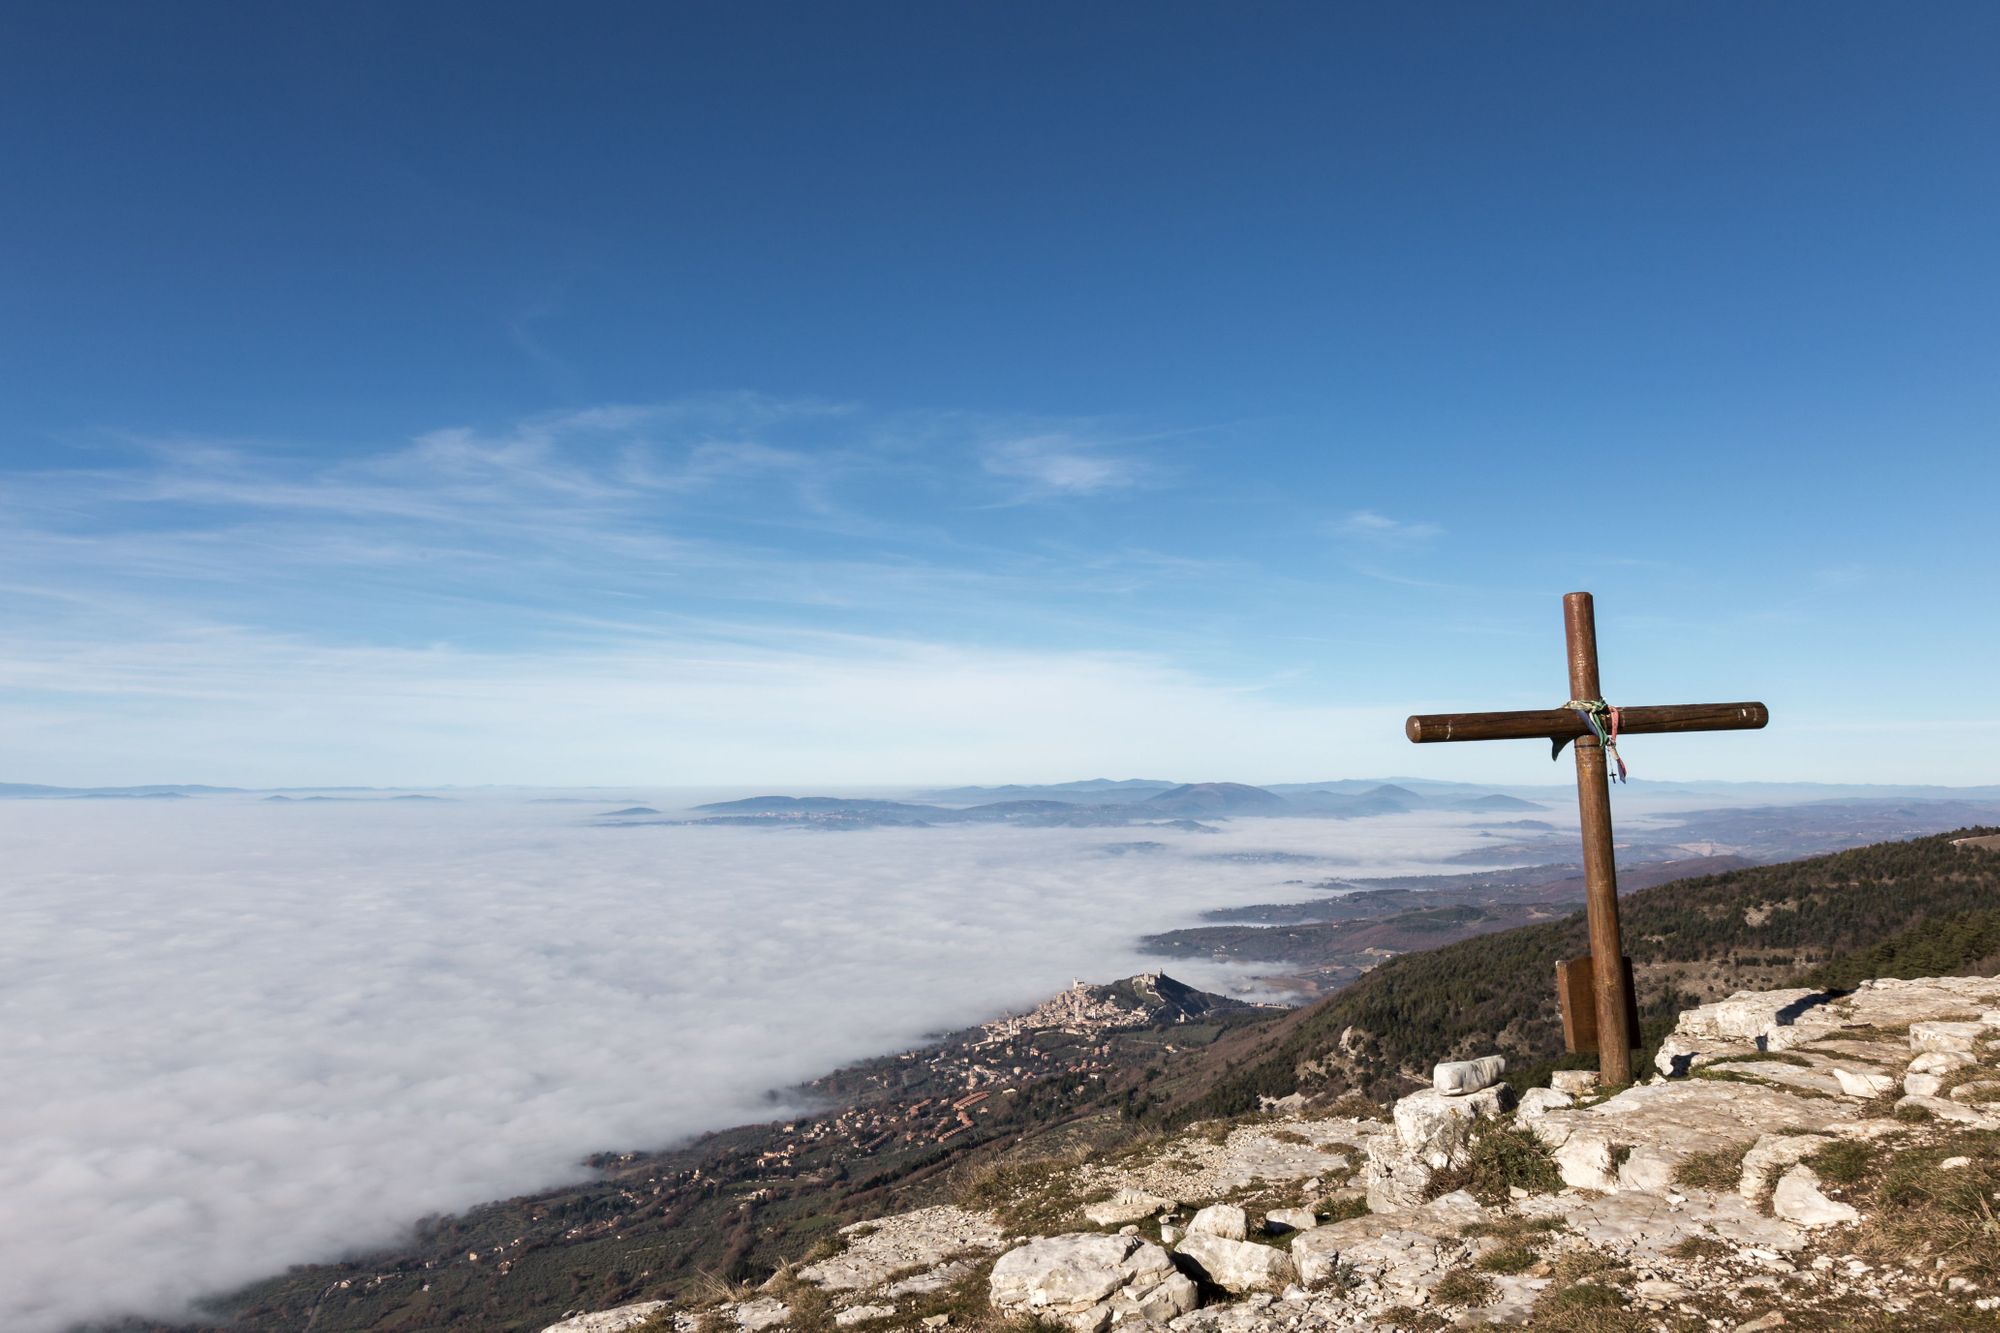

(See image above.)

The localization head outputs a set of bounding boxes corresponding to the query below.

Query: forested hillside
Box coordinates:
[1152,828,2000,1120]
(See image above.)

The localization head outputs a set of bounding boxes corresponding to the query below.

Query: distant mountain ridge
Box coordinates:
[683,780,1551,827]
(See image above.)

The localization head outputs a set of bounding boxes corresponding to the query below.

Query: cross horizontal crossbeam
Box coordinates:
[1405,701,1768,745]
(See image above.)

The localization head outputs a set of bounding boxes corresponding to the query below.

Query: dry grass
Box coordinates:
[1315,1194,1369,1224]
[1547,1249,1620,1285]
[1430,1268,1495,1306]
[1321,1091,1390,1122]
[1805,1138,1874,1187]
[953,1154,1087,1233]
[1422,1123,1563,1205]
[1462,1213,1563,1274]
[1671,1140,1753,1192]
[1525,1278,1638,1332]
[1473,1243,1539,1274]
[1851,1129,2000,1284]
[1666,1234,1731,1262]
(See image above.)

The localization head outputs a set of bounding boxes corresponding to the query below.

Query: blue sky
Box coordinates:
[2,4,1996,786]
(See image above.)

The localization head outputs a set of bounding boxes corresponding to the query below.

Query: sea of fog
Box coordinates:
[2,793,1577,1332]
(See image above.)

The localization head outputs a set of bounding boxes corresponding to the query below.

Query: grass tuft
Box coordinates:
[1806,1139,1874,1187]
[1671,1141,1754,1193]
[1423,1123,1563,1205]
[1431,1269,1495,1305]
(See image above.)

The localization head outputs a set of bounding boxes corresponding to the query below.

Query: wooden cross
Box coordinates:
[1404,591,1768,1085]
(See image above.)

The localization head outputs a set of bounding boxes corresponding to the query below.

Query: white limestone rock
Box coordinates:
[1898,1094,2000,1128]
[1911,1020,1986,1055]
[1289,1195,1480,1297]
[1261,1207,1317,1235]
[1615,1143,1681,1193]
[1516,1087,1575,1119]
[1116,1272,1198,1325]
[834,1305,895,1326]
[1084,1188,1177,1227]
[1175,1231,1296,1294]
[799,1206,1005,1292]
[1910,1050,1975,1074]
[1739,1133,1835,1201]
[1832,1067,1897,1098]
[1361,1133,1435,1213]
[541,1303,673,1333]
[1188,1203,1248,1240]
[1530,1073,1851,1190]
[883,1261,976,1300]
[1391,1085,1513,1169]
[1771,1165,1859,1228]
[733,1299,790,1332]
[1422,1190,1487,1229]
[1562,1187,1807,1258]
[1653,987,1828,1075]
[988,1234,1183,1333]
[1552,1135,1619,1192]
[1432,1054,1506,1096]
[1550,1070,1600,1097]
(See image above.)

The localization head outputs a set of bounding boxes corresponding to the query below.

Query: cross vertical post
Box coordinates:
[1563,591,1632,1086]
[1403,591,1768,1087]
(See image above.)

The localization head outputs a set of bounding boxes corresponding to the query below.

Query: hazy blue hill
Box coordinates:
[1262,778,1493,797]
[1451,794,1548,811]
[602,806,661,816]
[691,795,946,816]
[0,782,237,798]
[1143,782,1289,815]
[1288,786,1419,818]
[59,791,188,800]
[952,800,1083,819]
[918,779,1177,805]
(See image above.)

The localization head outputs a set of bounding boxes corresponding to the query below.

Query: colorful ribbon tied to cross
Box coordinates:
[1560,698,1628,782]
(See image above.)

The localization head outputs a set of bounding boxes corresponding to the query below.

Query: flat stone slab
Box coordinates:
[541,1303,674,1333]
[1552,1187,1808,1258]
[1657,976,2000,1076]
[1070,1115,1381,1203]
[1084,1188,1177,1227]
[1533,1075,1848,1160]
[799,1206,1004,1292]
[1703,1058,1847,1097]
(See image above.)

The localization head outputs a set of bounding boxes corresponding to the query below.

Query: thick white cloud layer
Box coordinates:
[0,797,1513,1331]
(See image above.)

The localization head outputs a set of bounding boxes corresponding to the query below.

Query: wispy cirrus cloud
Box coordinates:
[1326,509,1443,545]
[980,433,1148,498]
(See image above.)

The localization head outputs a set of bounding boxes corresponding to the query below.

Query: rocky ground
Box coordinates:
[544,975,2000,1333]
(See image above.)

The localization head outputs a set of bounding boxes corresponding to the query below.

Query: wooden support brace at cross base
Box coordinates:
[1404,591,1769,1086]
[1556,953,1642,1054]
